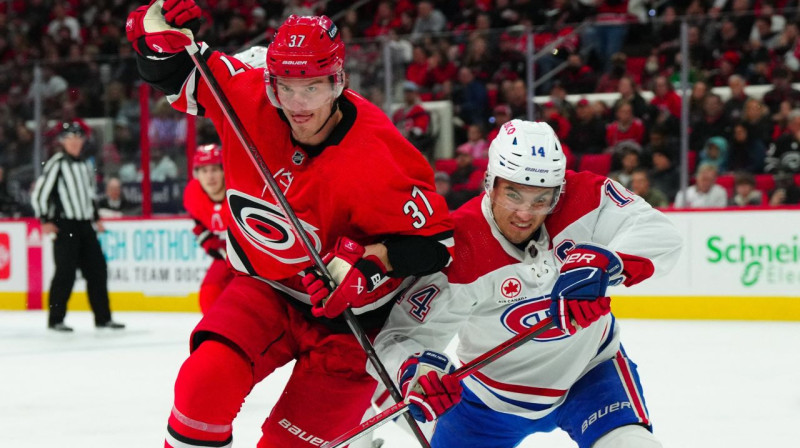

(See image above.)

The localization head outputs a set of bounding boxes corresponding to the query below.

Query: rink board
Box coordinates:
[1,209,800,320]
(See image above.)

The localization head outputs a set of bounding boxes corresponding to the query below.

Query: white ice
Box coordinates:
[2,311,798,447]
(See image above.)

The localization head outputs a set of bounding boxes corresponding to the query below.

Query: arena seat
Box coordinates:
[716,174,735,196]
[578,153,612,176]
[754,174,775,193]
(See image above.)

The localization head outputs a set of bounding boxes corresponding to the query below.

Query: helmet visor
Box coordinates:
[272,75,338,111]
[492,184,561,216]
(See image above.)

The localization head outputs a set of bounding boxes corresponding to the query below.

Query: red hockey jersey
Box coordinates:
[184,178,227,259]
[169,48,454,287]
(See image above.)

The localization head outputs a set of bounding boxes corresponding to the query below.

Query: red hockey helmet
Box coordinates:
[193,144,222,169]
[265,15,345,108]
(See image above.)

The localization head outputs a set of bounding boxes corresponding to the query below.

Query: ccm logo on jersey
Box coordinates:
[500,296,568,341]
[227,190,322,264]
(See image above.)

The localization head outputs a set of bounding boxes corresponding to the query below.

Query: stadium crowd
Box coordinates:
[1,0,800,217]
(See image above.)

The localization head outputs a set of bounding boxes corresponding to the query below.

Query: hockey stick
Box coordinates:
[183,42,432,447]
[324,316,556,448]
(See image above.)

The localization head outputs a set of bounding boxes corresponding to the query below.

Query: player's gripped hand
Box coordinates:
[126,0,201,58]
[162,0,202,31]
[549,243,621,335]
[399,351,462,422]
[300,237,397,319]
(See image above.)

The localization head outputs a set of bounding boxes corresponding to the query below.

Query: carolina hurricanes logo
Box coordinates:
[227,189,321,264]
[500,277,522,298]
[501,296,567,341]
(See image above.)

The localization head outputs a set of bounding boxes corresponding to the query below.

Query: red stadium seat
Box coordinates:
[435,158,488,176]
[578,153,612,176]
[626,56,647,84]
[754,174,775,193]
[716,174,735,196]
[434,159,457,175]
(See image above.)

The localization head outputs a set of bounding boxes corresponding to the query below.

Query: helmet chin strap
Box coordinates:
[311,98,340,137]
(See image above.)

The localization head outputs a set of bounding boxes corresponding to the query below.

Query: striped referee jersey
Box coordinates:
[31,152,98,222]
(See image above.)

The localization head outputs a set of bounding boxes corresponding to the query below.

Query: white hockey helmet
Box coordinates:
[485,120,567,211]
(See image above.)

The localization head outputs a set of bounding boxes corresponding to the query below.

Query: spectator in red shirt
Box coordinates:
[540,101,571,141]
[595,52,627,93]
[448,144,485,208]
[560,53,597,94]
[606,100,645,149]
[405,45,431,89]
[364,0,402,37]
[651,75,682,119]
[487,104,513,142]
[392,81,433,158]
[428,49,458,87]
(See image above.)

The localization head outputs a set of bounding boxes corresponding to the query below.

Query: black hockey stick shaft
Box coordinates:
[184,42,431,447]
[324,316,556,448]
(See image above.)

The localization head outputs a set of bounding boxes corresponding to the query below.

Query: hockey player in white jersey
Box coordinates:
[370,119,682,447]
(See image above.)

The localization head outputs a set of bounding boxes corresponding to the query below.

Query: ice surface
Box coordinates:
[2,311,798,447]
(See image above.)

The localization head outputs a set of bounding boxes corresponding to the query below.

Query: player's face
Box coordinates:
[195,165,224,196]
[60,133,85,157]
[490,178,557,244]
[276,75,337,143]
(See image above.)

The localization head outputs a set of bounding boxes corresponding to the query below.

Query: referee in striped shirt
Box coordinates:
[31,121,125,332]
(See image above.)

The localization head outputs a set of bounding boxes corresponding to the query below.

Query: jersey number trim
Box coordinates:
[405,284,440,322]
[403,186,435,229]
[604,180,634,208]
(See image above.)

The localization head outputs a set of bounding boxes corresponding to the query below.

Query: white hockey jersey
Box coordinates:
[372,170,682,420]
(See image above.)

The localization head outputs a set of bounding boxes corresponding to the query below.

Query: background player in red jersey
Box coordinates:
[126,1,454,447]
[183,143,232,313]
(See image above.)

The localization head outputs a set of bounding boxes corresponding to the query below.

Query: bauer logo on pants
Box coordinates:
[0,233,10,280]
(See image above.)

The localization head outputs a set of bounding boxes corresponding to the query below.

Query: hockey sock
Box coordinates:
[166,339,253,448]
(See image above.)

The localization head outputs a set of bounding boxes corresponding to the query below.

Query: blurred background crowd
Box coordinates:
[1,0,800,218]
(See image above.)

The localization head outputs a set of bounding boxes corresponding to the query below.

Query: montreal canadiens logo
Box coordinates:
[500,277,522,298]
[500,295,567,341]
[227,189,321,264]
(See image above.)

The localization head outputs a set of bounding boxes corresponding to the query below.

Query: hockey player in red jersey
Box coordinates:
[126,1,454,447]
[183,143,232,313]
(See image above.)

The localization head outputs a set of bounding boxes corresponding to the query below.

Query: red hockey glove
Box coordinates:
[301,237,396,319]
[126,0,200,58]
[550,243,621,335]
[398,351,462,422]
[201,235,226,260]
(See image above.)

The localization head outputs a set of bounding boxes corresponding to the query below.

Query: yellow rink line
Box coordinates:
[2,294,800,320]
[612,295,800,321]
[0,292,200,313]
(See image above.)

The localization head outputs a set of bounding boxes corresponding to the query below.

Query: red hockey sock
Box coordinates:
[166,339,253,448]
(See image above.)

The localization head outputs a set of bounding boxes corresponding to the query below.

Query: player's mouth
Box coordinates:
[288,112,313,124]
[511,221,532,230]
